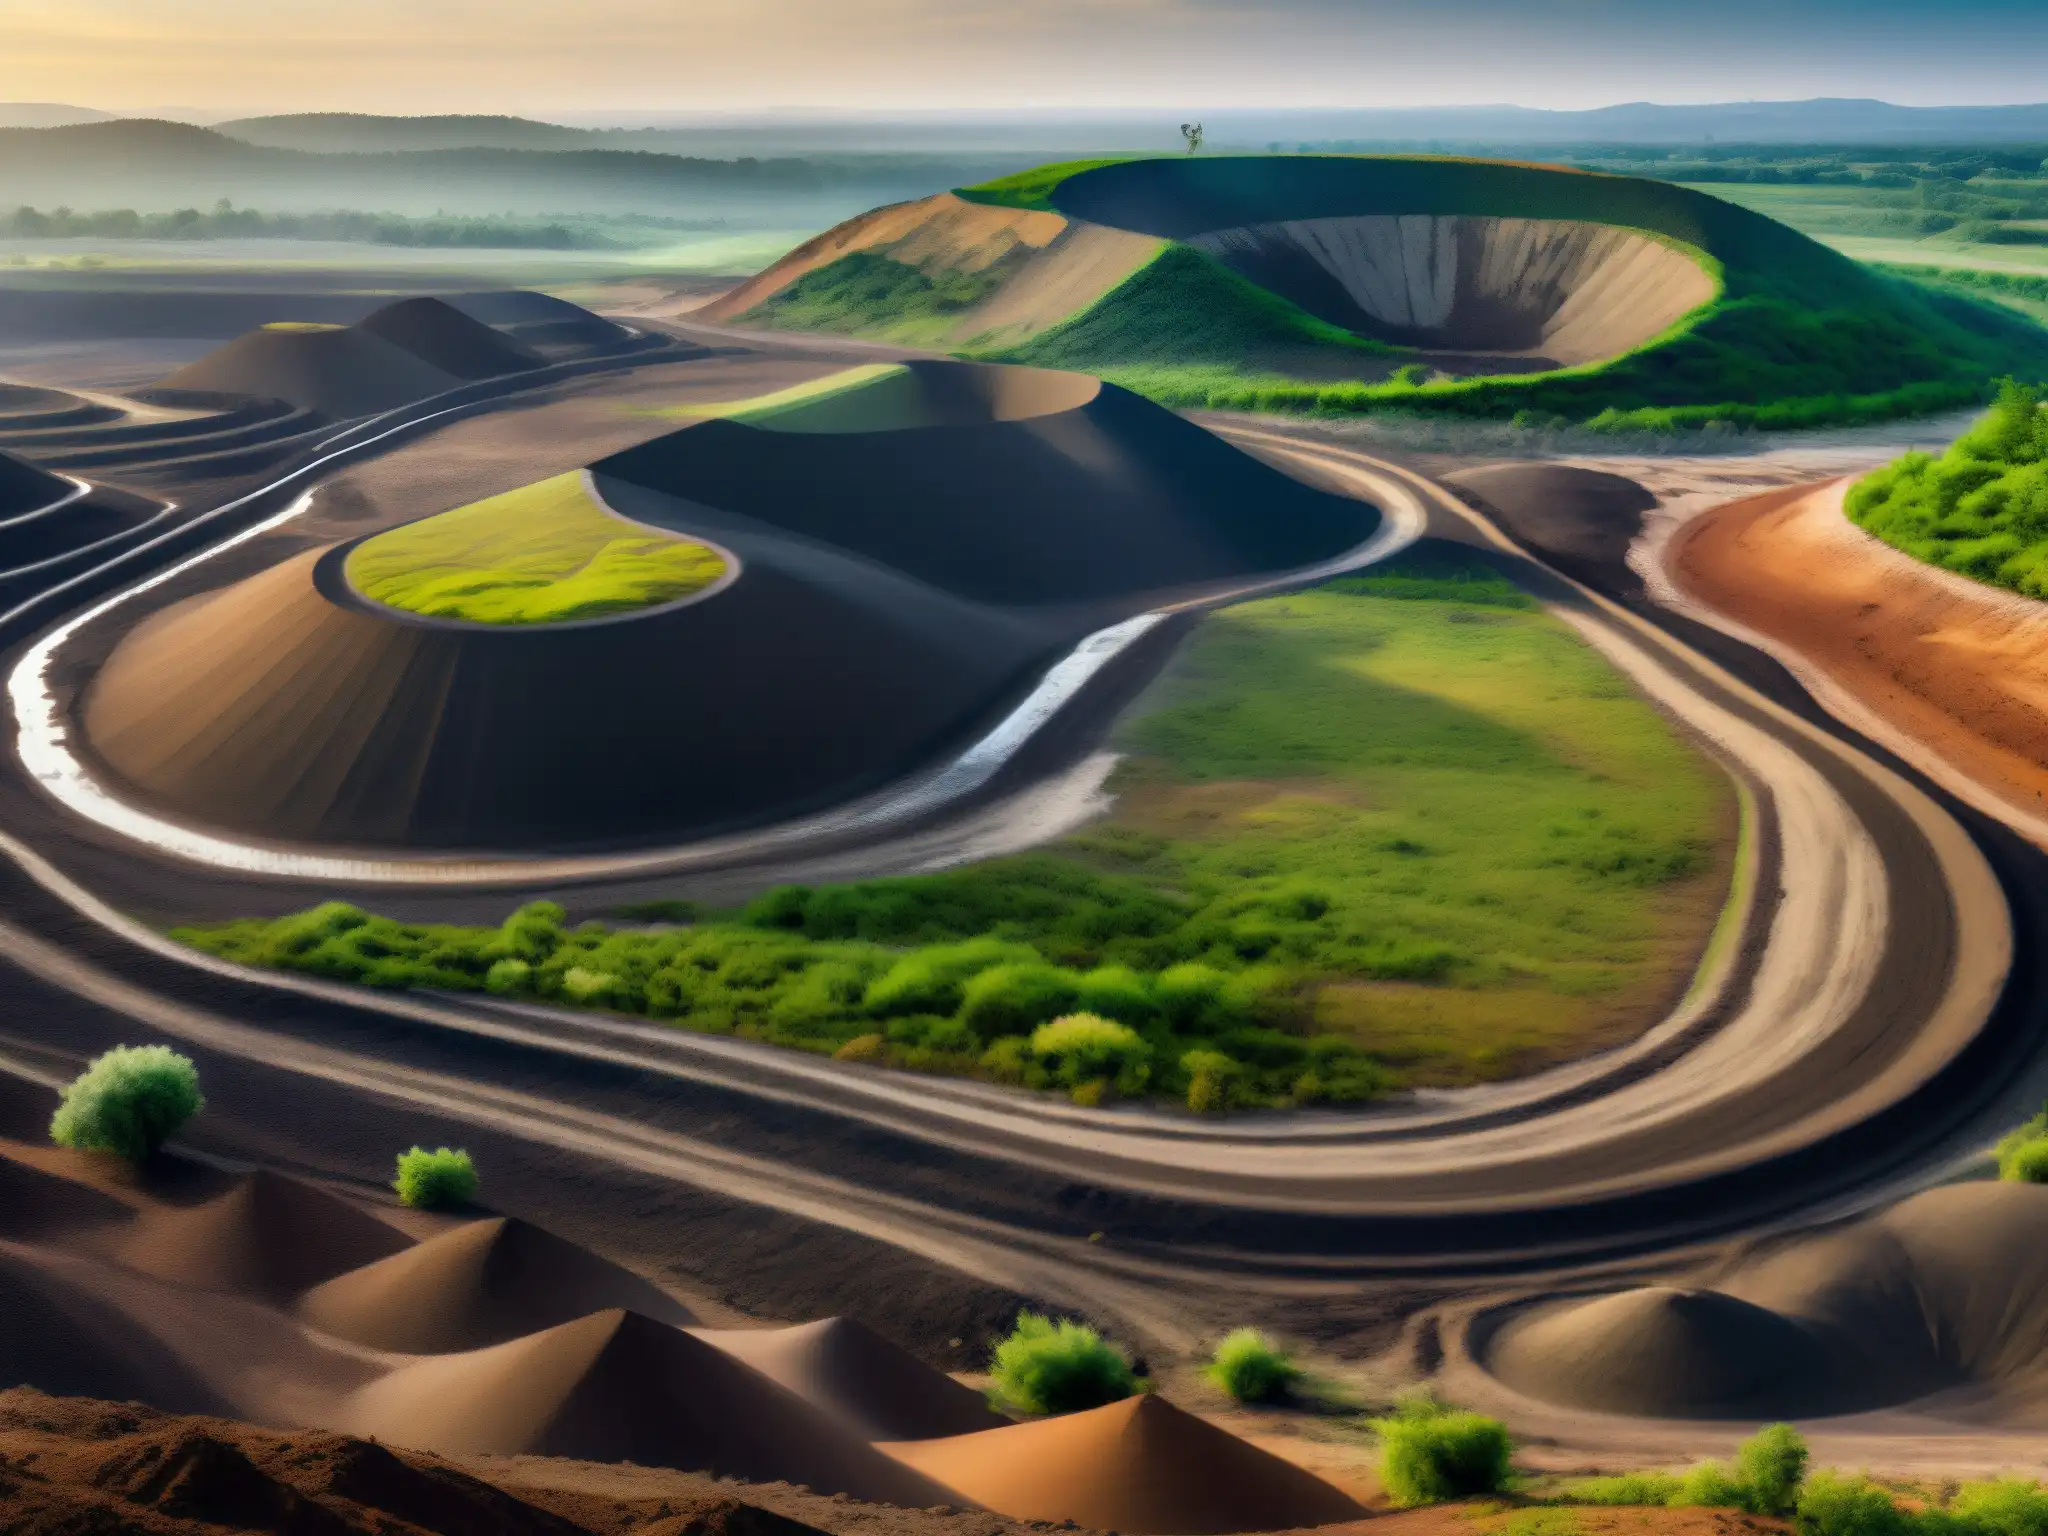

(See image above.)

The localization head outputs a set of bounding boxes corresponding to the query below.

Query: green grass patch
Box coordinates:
[955,159,1133,212]
[346,472,728,625]
[640,363,906,425]
[977,243,1391,370]
[1847,380,2048,597]
[174,544,1731,1106]
[737,250,1015,342]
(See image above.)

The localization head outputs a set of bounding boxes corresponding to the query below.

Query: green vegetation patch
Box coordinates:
[987,1313,1139,1415]
[50,1045,204,1161]
[738,250,1016,343]
[1372,1397,1515,1506]
[394,1146,479,1209]
[979,243,1390,371]
[1848,380,2048,596]
[955,159,1132,212]
[346,472,728,625]
[175,545,1730,1109]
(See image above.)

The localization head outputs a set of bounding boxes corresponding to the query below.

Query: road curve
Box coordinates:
[0,426,2031,1275]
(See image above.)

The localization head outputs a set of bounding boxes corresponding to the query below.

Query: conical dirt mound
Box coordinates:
[692,1317,1004,1441]
[880,1393,1364,1534]
[356,296,541,380]
[157,325,457,419]
[299,1215,696,1352]
[1485,1286,1841,1417]
[115,1171,412,1299]
[340,1309,963,1505]
[0,1250,229,1415]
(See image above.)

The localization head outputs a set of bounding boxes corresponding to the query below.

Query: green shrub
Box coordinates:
[49,1045,204,1161]
[1736,1423,1810,1515]
[1182,1048,1243,1113]
[1567,1473,1687,1506]
[1205,1328,1302,1404]
[1370,1397,1514,1507]
[958,963,1080,1041]
[2002,1135,2048,1183]
[987,1312,1139,1416]
[393,1146,479,1210]
[1029,1013,1152,1099]
[1796,1472,1913,1536]
[1953,1479,2048,1536]
[1674,1461,1751,1509]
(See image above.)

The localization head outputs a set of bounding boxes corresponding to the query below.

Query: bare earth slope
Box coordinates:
[1668,480,2048,836]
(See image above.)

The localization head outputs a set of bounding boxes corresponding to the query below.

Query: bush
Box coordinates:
[1370,1397,1514,1506]
[1205,1328,1302,1404]
[393,1146,479,1210]
[987,1312,1138,1415]
[1182,1048,1243,1113]
[1736,1424,1810,1515]
[958,963,1080,1041]
[1029,1013,1152,1099]
[2002,1135,2048,1183]
[49,1045,204,1160]
[1953,1479,2048,1536]
[1796,1472,1913,1536]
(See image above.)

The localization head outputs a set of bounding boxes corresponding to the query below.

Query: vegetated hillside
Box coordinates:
[216,112,593,152]
[1848,379,2048,595]
[742,153,2048,429]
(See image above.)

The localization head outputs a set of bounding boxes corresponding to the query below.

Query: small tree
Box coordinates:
[1735,1424,1809,1515]
[50,1045,203,1160]
[1206,1328,1302,1404]
[988,1312,1138,1415]
[393,1146,479,1210]
[1180,121,1204,155]
[1030,1013,1152,1101]
[1371,1397,1514,1506]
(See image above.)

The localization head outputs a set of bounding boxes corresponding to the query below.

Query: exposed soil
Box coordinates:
[1667,481,2048,838]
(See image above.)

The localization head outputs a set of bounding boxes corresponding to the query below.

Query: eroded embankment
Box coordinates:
[1668,480,2048,843]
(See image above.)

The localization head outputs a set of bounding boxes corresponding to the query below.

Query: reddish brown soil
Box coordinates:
[1668,482,2048,829]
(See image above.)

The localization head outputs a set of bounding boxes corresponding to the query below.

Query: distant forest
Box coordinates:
[0,203,719,249]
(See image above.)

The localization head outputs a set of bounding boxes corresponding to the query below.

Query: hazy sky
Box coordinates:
[5,0,2048,117]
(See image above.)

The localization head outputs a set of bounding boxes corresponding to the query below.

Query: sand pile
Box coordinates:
[0,1148,132,1238]
[341,1309,960,1504]
[0,447,70,515]
[114,1169,412,1300]
[881,1393,1364,1535]
[300,1215,696,1352]
[1486,1182,2048,1422]
[0,1252,229,1415]
[692,1317,1005,1441]
[356,296,542,380]
[158,323,459,420]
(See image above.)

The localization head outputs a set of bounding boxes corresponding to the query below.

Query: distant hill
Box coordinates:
[216,112,595,152]
[0,103,115,129]
[0,120,855,218]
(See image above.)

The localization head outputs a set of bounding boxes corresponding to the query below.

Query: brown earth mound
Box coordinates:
[300,1216,696,1353]
[157,324,458,419]
[1667,480,2048,839]
[691,1318,1005,1441]
[357,296,542,380]
[115,1170,414,1299]
[879,1393,1365,1534]
[0,1387,598,1535]
[0,446,70,515]
[0,1252,229,1415]
[341,1309,963,1505]
[1483,1182,2048,1423]
[1446,463,1659,594]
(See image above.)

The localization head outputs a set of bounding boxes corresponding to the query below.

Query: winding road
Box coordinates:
[0,353,2041,1352]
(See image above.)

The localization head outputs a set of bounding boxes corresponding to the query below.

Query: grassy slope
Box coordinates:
[1848,382,2048,596]
[176,547,1731,1103]
[346,473,727,624]
[958,155,2048,429]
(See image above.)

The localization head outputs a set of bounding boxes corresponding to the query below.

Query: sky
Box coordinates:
[4,0,2048,118]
